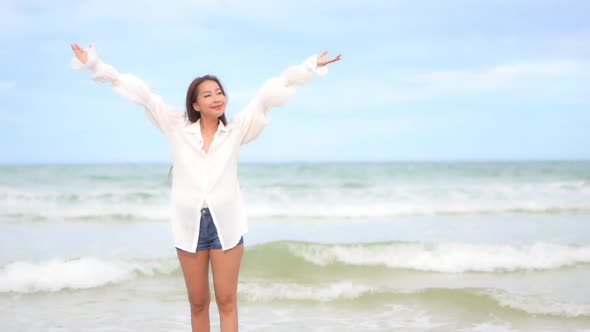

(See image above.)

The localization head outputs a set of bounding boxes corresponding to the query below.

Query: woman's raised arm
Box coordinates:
[70,43,184,135]
[232,51,342,144]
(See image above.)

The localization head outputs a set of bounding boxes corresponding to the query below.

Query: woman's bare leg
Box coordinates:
[177,248,211,332]
[210,243,244,332]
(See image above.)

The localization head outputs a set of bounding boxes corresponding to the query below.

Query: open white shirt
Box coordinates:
[71,46,327,252]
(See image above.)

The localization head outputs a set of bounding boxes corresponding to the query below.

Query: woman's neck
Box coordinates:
[200,115,219,134]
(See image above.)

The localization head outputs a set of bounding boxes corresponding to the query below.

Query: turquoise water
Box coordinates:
[1,161,589,331]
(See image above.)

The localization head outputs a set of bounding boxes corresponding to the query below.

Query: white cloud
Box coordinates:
[554,29,590,53]
[489,60,582,76]
[388,59,590,102]
[0,1,31,36]
[416,60,583,82]
[0,80,16,88]
[226,87,258,104]
[295,59,590,107]
[70,0,399,20]
[0,80,16,97]
[72,0,284,21]
[65,0,398,35]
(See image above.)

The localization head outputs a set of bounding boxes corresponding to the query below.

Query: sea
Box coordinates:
[1,161,589,331]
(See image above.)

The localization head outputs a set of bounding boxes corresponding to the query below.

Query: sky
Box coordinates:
[1,0,589,163]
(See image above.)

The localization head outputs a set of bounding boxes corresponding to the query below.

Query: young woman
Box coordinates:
[70,42,341,331]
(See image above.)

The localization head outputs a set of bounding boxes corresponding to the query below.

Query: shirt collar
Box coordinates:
[218,119,229,132]
[184,118,229,135]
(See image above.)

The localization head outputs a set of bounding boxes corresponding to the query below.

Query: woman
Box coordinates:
[70,42,341,331]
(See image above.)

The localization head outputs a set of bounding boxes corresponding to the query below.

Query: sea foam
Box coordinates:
[0,257,177,293]
[285,241,590,272]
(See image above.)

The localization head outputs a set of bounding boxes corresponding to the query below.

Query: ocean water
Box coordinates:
[1,161,589,331]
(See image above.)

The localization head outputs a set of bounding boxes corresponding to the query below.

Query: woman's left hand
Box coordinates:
[317,51,342,67]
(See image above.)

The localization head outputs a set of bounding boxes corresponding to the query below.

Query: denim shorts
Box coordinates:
[196,207,243,252]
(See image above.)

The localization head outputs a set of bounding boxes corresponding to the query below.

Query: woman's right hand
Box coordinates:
[70,42,92,64]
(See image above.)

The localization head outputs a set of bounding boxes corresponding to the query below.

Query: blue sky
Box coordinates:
[1,0,589,163]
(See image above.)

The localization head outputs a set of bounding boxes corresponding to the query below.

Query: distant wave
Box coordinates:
[4,205,590,225]
[1,209,169,224]
[246,205,590,218]
[3,176,590,224]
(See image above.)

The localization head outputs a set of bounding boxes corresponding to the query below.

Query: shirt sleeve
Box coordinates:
[232,54,328,145]
[70,45,184,135]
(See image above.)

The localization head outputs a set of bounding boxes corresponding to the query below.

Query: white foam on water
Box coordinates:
[458,322,520,332]
[1,204,170,223]
[240,279,590,319]
[480,289,590,318]
[287,242,590,272]
[0,257,177,293]
[243,182,590,217]
[4,177,590,224]
[239,280,374,302]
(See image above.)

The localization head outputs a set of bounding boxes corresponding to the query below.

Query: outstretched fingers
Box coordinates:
[70,42,90,64]
[317,51,343,66]
[327,54,342,64]
[70,42,91,52]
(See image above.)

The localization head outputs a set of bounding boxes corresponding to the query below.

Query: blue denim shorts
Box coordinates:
[196,208,243,252]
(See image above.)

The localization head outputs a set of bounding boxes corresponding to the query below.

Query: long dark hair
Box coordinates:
[168,75,228,183]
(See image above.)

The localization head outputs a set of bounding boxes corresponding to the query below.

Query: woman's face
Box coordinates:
[193,80,227,119]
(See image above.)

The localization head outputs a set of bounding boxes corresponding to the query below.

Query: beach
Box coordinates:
[1,161,589,331]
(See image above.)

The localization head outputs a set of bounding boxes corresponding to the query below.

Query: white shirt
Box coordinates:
[71,45,327,252]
